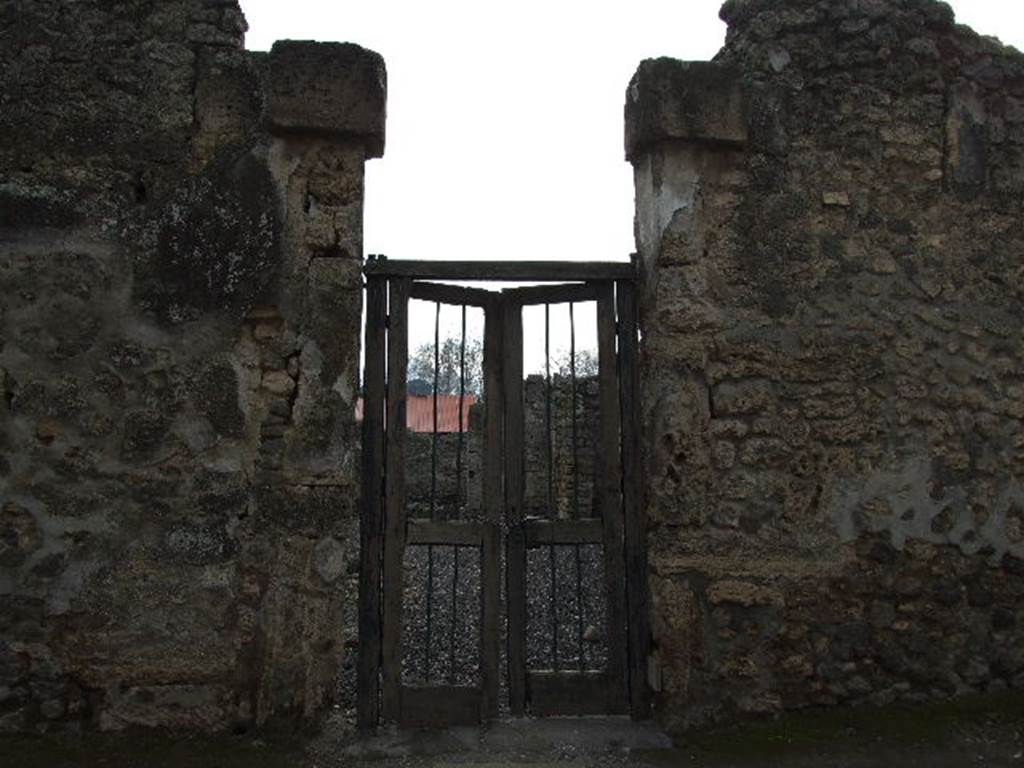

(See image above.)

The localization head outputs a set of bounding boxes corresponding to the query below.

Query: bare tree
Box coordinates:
[553,348,598,378]
[408,337,483,395]
[404,338,595,395]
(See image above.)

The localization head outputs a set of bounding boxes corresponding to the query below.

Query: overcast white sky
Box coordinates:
[240,0,1022,371]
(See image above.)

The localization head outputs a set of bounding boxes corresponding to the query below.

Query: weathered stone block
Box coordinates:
[625,59,747,161]
[267,41,386,158]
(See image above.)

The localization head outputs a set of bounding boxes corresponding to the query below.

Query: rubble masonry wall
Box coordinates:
[0,0,383,732]
[628,0,1024,731]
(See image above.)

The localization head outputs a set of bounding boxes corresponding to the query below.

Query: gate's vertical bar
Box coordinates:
[544,303,559,672]
[569,302,580,522]
[456,305,467,512]
[503,298,527,715]
[570,302,585,671]
[481,296,503,718]
[450,304,466,685]
[425,302,440,683]
[358,274,387,730]
[382,277,411,722]
[596,281,628,713]
[617,278,650,719]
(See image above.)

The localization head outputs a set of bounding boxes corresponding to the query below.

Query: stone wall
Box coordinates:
[0,1,384,733]
[627,0,1024,732]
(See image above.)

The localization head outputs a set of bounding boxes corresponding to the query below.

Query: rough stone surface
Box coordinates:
[267,41,387,158]
[625,59,748,160]
[0,0,382,734]
[628,0,1024,734]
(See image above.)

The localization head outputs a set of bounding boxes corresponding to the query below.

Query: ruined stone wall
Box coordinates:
[0,1,384,733]
[628,0,1024,732]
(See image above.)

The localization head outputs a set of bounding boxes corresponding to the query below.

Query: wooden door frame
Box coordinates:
[502,280,628,716]
[377,278,503,727]
[358,257,649,729]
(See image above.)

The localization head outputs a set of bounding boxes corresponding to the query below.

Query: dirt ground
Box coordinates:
[3,692,1022,768]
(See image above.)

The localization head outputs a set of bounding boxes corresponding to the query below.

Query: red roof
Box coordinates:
[355,394,476,433]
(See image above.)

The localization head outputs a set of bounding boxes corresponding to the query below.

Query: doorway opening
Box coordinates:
[358,257,648,728]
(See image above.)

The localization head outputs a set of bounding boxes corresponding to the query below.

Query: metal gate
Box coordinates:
[358,258,648,728]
